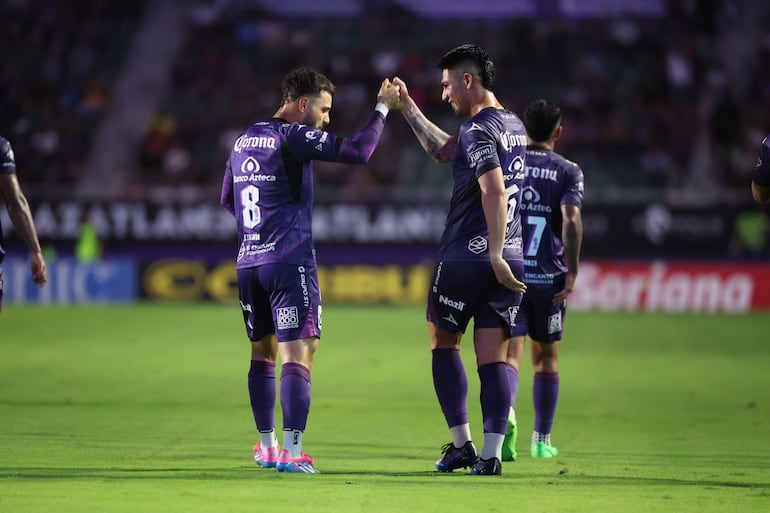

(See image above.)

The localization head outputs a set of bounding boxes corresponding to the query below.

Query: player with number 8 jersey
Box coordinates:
[220,68,400,474]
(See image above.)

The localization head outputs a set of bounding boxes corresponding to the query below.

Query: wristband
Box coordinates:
[375,102,389,117]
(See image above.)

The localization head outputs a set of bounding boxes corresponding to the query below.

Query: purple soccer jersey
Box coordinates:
[519,147,584,287]
[221,110,385,342]
[753,135,770,186]
[220,112,385,269]
[438,108,527,263]
[0,136,18,264]
[221,119,339,268]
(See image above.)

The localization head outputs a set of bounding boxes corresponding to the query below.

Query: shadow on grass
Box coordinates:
[2,466,769,490]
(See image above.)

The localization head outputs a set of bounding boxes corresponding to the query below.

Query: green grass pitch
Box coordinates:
[1,304,768,512]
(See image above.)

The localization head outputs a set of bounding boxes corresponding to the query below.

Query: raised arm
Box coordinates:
[391,77,457,163]
[335,78,400,164]
[552,203,583,305]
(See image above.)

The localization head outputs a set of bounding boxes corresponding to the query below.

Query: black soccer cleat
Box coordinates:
[470,457,502,475]
[435,441,479,472]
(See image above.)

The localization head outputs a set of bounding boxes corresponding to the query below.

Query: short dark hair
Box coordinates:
[523,99,562,142]
[280,68,336,105]
[437,44,495,91]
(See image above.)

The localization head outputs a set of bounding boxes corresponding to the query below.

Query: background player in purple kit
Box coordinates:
[391,44,527,476]
[751,134,770,204]
[1,135,48,314]
[220,68,400,474]
[501,100,584,461]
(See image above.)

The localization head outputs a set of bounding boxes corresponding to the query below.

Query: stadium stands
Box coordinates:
[3,0,769,206]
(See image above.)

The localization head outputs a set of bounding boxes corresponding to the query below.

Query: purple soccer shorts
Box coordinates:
[237,263,321,342]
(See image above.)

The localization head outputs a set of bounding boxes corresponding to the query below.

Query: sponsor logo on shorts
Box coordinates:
[547,311,562,334]
[508,306,519,327]
[432,261,443,293]
[439,294,465,311]
[276,306,299,330]
[443,313,458,326]
[298,266,309,307]
[239,300,252,313]
[468,236,487,254]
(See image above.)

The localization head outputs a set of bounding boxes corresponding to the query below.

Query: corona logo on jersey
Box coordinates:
[233,134,276,153]
[499,131,527,151]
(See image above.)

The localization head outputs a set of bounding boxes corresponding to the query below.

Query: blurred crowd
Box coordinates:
[2,0,769,204]
[0,0,145,194]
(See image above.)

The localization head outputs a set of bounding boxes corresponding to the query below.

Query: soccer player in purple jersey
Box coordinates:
[751,134,770,204]
[220,68,400,474]
[0,135,48,314]
[391,44,527,476]
[501,100,584,461]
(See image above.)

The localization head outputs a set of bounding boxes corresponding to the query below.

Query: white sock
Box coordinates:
[283,429,303,458]
[450,423,472,448]
[481,432,504,460]
[259,429,278,449]
[532,431,551,445]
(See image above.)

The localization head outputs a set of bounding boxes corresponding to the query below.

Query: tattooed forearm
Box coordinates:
[401,101,456,162]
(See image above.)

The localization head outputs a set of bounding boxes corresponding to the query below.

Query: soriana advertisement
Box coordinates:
[571,261,770,313]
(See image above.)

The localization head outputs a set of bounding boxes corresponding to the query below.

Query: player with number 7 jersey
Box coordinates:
[502,99,585,463]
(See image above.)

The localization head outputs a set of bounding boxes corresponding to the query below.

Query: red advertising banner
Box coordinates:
[571,261,770,313]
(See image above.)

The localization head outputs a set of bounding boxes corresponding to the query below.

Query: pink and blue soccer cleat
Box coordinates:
[253,443,279,468]
[275,449,320,474]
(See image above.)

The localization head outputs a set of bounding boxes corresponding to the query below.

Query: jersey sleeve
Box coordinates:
[753,136,770,186]
[284,124,342,162]
[1,137,17,174]
[561,162,584,208]
[461,123,501,178]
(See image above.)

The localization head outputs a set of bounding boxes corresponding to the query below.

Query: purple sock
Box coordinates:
[432,348,468,427]
[478,362,511,434]
[280,362,312,431]
[248,360,276,431]
[506,364,519,410]
[533,371,560,434]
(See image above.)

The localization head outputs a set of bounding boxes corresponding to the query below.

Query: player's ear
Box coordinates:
[298,96,308,112]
